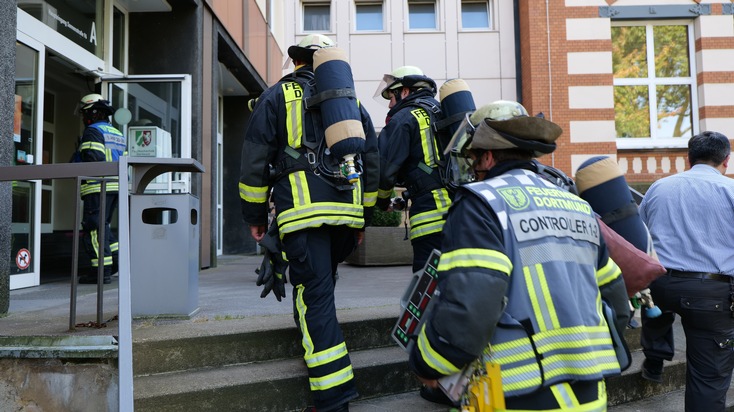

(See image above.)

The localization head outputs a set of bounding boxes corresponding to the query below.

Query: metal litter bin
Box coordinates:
[130,193,199,317]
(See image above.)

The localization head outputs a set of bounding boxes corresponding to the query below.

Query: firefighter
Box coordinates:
[76,94,125,284]
[374,66,451,274]
[239,34,379,412]
[409,101,630,410]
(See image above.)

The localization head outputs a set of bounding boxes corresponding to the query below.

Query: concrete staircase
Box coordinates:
[131,310,703,412]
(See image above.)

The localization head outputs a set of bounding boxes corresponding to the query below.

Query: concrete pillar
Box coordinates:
[0,3,17,314]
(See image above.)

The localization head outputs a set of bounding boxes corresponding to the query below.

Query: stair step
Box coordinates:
[609,380,734,411]
[133,311,642,376]
[133,309,397,376]
[134,338,683,411]
[134,346,417,412]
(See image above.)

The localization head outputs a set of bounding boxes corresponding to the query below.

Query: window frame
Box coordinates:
[460,0,492,31]
[301,1,332,33]
[613,20,698,150]
[355,1,385,32]
[407,0,439,32]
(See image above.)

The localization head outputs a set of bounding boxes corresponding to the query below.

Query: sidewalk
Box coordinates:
[1,254,415,337]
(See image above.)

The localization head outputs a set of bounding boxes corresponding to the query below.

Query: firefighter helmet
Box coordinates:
[79,93,114,116]
[376,66,437,100]
[287,34,335,64]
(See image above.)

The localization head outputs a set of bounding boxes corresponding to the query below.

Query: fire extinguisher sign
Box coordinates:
[16,248,31,271]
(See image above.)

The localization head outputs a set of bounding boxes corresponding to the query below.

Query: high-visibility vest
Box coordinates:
[465,169,621,397]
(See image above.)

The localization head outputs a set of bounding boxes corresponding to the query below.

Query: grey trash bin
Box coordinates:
[130,193,200,317]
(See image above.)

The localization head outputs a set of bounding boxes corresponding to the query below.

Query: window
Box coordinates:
[304,3,330,32]
[462,1,490,29]
[408,0,437,30]
[112,6,126,71]
[612,22,696,145]
[356,2,383,31]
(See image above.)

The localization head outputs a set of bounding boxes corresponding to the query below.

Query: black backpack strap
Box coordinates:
[434,111,471,132]
[305,88,356,110]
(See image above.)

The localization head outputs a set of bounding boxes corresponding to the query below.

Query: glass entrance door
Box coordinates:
[11,35,45,289]
[102,75,192,193]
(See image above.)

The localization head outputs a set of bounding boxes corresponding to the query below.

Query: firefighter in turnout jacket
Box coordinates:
[239,34,379,412]
[77,93,126,284]
[375,66,451,273]
[409,101,630,411]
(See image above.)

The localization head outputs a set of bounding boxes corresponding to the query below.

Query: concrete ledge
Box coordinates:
[0,335,118,358]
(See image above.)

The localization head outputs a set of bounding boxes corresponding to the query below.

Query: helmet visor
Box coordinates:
[373,74,399,103]
[444,112,478,185]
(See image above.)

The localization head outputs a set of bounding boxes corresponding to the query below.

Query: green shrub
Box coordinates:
[372,208,403,227]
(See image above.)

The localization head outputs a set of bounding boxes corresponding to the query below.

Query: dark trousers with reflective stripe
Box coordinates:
[82,192,118,273]
[283,226,358,411]
[642,274,734,412]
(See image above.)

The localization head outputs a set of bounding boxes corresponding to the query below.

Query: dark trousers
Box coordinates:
[283,226,359,411]
[82,192,118,273]
[411,232,442,273]
[641,273,734,412]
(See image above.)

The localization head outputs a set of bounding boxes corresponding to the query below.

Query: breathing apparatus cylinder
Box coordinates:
[438,79,476,146]
[576,156,662,318]
[438,79,477,136]
[313,47,365,183]
[575,156,649,253]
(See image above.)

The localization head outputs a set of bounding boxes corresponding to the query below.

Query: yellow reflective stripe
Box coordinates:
[304,342,348,368]
[110,242,119,253]
[377,188,392,199]
[309,364,354,391]
[409,220,445,239]
[541,349,620,380]
[282,82,303,148]
[550,382,580,409]
[487,337,536,365]
[289,171,310,207]
[277,200,364,234]
[524,264,560,332]
[596,257,621,286]
[500,362,542,392]
[239,182,269,203]
[533,326,612,353]
[410,108,436,167]
[352,179,362,205]
[437,248,512,275]
[417,324,461,375]
[280,215,364,235]
[295,285,314,355]
[363,191,377,207]
[90,230,112,267]
[80,141,106,153]
[503,386,606,412]
[596,294,605,328]
[278,202,363,222]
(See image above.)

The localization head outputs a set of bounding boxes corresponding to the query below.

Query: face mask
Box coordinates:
[444,113,479,186]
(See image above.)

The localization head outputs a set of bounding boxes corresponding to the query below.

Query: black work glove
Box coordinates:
[255,222,288,301]
[255,249,287,301]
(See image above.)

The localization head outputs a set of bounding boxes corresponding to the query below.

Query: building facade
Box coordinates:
[3,0,734,296]
[284,0,734,185]
[5,0,284,292]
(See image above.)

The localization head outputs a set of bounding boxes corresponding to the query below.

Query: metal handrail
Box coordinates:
[0,156,204,412]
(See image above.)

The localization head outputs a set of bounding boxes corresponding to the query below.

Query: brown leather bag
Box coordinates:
[597,217,666,297]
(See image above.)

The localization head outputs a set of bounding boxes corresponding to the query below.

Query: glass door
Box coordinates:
[11,35,46,289]
[102,75,192,193]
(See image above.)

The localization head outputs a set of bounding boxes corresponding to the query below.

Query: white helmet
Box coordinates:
[287,34,335,64]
